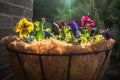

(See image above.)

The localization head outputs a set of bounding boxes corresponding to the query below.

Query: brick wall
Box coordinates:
[0,0,33,79]
[0,0,33,39]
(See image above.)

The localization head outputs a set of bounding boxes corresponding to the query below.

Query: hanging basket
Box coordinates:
[3,36,114,80]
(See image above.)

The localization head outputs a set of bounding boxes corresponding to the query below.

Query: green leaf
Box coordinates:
[23,36,34,43]
[35,30,45,40]
[50,33,55,39]
[34,21,41,31]
[34,21,40,27]
[45,28,51,32]
[34,20,44,30]
[41,18,46,24]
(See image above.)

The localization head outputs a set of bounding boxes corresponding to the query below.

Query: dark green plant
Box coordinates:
[94,0,120,28]
[93,0,120,63]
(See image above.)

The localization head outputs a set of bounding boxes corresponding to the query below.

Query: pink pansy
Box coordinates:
[81,16,95,29]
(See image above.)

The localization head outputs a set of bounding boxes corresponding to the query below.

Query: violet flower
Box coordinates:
[67,21,80,38]
[104,29,111,40]
[44,31,50,38]
[80,16,95,29]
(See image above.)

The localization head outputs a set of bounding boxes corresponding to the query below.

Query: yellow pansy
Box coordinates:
[14,18,34,38]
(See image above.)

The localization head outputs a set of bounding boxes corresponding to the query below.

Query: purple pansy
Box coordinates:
[104,29,111,40]
[67,21,80,38]
[44,31,50,38]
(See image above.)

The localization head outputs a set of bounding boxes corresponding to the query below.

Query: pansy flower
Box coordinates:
[104,29,111,40]
[58,21,65,29]
[15,18,34,38]
[44,31,51,39]
[67,21,80,38]
[80,16,95,30]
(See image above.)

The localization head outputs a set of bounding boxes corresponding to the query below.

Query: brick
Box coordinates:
[0,51,9,66]
[0,29,17,39]
[0,0,12,2]
[0,0,33,8]
[0,1,24,16]
[0,41,5,49]
[10,0,33,9]
[0,45,7,56]
[0,15,12,28]
[24,9,33,19]
[12,17,21,28]
[23,0,33,9]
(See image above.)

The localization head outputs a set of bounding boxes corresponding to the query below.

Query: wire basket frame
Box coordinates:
[7,47,112,80]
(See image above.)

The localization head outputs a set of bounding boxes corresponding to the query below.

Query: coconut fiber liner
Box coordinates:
[3,36,114,80]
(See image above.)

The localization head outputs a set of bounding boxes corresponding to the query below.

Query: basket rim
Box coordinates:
[6,46,113,56]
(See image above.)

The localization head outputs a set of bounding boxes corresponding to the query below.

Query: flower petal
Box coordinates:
[80,16,95,28]
[104,29,111,40]
[67,21,80,38]
[58,21,65,29]
[15,17,34,38]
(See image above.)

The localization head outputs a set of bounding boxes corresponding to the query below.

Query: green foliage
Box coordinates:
[33,0,61,20]
[16,16,105,45]
[94,0,120,28]
[34,18,45,40]
[58,25,76,43]
[29,18,52,40]
[78,29,103,44]
[79,29,91,44]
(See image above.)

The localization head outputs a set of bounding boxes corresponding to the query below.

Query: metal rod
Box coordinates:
[16,53,29,80]
[67,55,72,80]
[6,46,113,80]
[39,56,46,80]
[96,48,110,79]
[7,47,112,56]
